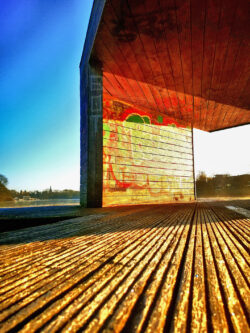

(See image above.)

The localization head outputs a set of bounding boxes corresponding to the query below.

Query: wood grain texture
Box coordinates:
[85,0,250,131]
[0,202,249,332]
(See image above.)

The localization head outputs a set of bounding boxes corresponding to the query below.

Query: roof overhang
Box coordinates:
[80,0,250,132]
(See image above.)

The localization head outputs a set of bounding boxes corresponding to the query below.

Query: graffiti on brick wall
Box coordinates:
[103,98,194,206]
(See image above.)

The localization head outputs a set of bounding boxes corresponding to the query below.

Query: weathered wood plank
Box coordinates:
[0,203,249,332]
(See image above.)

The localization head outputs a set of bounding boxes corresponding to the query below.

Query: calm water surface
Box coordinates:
[0,199,80,208]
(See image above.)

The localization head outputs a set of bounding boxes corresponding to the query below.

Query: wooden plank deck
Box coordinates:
[0,203,249,332]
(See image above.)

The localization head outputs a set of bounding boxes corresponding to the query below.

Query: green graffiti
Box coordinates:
[142,116,150,124]
[103,123,111,139]
[126,115,144,123]
[157,115,163,123]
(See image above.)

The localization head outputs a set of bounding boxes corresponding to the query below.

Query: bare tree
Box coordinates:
[0,174,8,186]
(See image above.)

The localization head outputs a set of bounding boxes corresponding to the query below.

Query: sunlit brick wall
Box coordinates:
[103,98,195,206]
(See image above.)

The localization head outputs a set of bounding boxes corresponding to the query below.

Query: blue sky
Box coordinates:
[0,0,93,190]
[0,0,249,191]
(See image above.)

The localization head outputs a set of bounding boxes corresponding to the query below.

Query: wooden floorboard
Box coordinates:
[0,203,249,332]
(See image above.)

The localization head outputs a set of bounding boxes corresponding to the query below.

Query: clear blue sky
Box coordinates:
[0,0,93,191]
[0,0,249,191]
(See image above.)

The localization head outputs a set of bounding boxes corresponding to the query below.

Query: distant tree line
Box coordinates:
[196,172,250,197]
[0,174,80,202]
[10,187,80,200]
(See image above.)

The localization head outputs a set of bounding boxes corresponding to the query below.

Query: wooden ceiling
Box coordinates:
[91,0,250,131]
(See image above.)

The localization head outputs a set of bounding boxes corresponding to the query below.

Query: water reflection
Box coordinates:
[0,199,80,208]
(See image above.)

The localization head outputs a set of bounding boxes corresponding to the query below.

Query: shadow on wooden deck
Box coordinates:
[0,203,249,332]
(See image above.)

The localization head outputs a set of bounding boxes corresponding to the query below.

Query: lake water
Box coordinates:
[0,199,80,208]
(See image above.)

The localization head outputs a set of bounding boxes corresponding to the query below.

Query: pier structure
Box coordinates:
[80,0,250,207]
